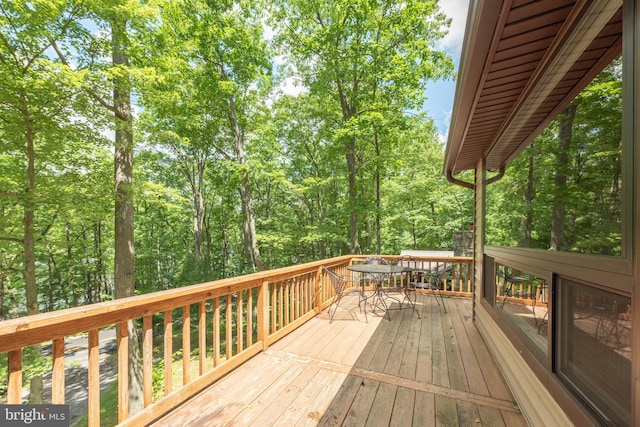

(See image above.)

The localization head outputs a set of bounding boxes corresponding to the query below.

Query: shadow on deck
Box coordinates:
[152,295,528,426]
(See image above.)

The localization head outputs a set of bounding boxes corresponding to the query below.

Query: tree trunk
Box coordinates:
[337,78,360,255]
[112,16,143,415]
[225,88,263,271]
[183,160,206,279]
[94,222,105,300]
[21,102,43,403]
[346,136,360,254]
[520,144,535,247]
[374,133,382,255]
[550,104,576,251]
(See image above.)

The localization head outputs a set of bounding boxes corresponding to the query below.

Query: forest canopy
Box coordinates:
[0,0,624,321]
[0,0,472,318]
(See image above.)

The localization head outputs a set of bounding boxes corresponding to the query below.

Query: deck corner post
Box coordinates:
[314,266,323,314]
[257,279,270,351]
[7,348,22,404]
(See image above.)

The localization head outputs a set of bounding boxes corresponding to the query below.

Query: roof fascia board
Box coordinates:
[443,0,508,177]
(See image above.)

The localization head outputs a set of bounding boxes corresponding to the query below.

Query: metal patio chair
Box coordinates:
[322,266,366,323]
[398,255,446,313]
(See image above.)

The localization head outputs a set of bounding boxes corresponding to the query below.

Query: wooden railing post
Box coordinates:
[199,302,206,376]
[88,329,100,426]
[7,348,21,404]
[52,338,65,404]
[213,298,220,367]
[314,266,323,314]
[182,305,191,385]
[257,279,270,351]
[118,321,129,423]
[143,315,153,407]
[164,310,173,396]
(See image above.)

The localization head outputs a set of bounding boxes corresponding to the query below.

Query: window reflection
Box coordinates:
[495,264,548,354]
[557,278,630,426]
[486,57,622,256]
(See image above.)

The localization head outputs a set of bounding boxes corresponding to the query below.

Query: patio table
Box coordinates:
[347,264,416,320]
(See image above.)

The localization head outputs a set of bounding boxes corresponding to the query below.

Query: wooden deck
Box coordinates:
[151,295,528,426]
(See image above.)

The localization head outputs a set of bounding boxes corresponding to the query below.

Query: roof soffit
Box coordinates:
[444,0,623,177]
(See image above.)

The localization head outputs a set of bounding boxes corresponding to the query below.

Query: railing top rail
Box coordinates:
[0,256,355,353]
[0,254,471,353]
[351,255,473,262]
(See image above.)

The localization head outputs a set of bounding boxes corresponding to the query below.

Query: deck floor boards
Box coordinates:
[152,295,527,426]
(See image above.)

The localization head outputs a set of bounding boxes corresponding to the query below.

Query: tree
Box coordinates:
[272,0,454,253]
[140,0,272,272]
[48,0,158,413]
[0,0,102,403]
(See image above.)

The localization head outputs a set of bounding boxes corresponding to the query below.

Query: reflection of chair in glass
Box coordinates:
[534,283,548,334]
[322,266,366,323]
[498,268,528,309]
[399,255,446,313]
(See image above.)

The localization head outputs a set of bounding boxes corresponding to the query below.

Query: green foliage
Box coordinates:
[486,58,622,255]
[0,0,466,320]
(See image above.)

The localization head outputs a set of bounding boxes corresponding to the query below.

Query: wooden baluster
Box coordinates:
[213,297,220,367]
[226,295,232,360]
[88,329,100,426]
[314,267,322,315]
[236,291,243,354]
[278,283,284,329]
[271,283,277,334]
[247,288,253,347]
[52,338,65,404]
[143,315,152,407]
[285,281,290,325]
[293,278,298,320]
[182,305,190,385]
[199,301,206,376]
[164,310,173,396]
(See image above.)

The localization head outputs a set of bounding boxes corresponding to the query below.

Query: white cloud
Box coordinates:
[437,0,470,59]
[279,76,307,97]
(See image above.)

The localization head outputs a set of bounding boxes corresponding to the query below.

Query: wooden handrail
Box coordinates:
[0,254,473,426]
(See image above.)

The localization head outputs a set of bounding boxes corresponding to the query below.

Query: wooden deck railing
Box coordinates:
[0,254,472,426]
[350,255,474,296]
[494,263,549,308]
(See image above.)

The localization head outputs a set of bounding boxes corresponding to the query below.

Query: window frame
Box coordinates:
[478,0,636,425]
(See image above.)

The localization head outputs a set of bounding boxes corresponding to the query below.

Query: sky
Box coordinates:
[423,0,470,141]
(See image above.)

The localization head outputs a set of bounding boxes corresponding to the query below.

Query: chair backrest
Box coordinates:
[322,266,346,295]
[497,268,512,282]
[396,255,415,267]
